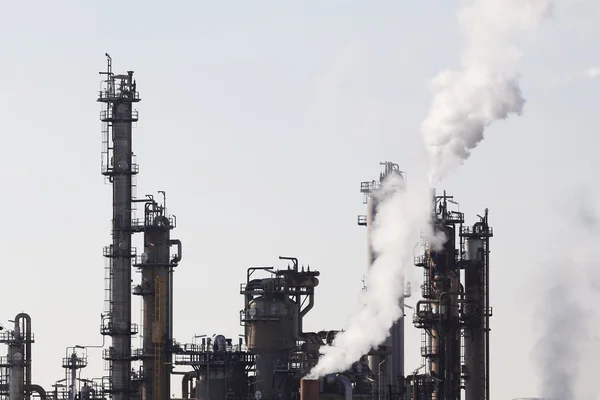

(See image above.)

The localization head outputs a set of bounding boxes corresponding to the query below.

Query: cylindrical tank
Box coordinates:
[366,195,376,266]
[300,379,319,400]
[196,370,227,400]
[246,294,298,400]
[464,237,485,400]
[246,296,296,349]
[213,335,227,352]
[465,238,484,262]
[8,342,25,400]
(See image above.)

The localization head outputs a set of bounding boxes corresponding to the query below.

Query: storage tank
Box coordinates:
[246,294,298,400]
[196,372,227,400]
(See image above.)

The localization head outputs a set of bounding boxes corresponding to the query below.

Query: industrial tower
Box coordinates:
[98,54,139,400]
[409,191,493,400]
[98,54,182,400]
[132,194,181,400]
[0,57,497,400]
[357,162,410,399]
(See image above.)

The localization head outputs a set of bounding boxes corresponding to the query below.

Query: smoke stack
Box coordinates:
[300,379,319,400]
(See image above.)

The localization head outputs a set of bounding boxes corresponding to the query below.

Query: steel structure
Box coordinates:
[240,257,320,400]
[0,314,46,400]
[98,54,140,400]
[174,336,254,400]
[132,194,182,400]
[357,162,411,399]
[408,190,493,400]
[0,61,497,400]
[98,54,182,400]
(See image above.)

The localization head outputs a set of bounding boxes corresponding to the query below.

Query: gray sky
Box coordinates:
[1,0,599,398]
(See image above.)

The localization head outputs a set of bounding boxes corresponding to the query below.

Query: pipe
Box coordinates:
[69,354,77,400]
[170,239,182,264]
[300,379,319,400]
[415,300,438,313]
[335,375,352,400]
[29,386,46,400]
[0,385,45,400]
[15,314,31,400]
[181,372,196,399]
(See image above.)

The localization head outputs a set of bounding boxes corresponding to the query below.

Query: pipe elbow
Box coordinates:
[29,384,47,400]
[335,375,352,400]
[169,239,182,264]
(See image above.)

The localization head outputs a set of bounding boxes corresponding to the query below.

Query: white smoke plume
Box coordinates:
[308,0,550,380]
[587,67,600,79]
[532,194,600,400]
[422,0,553,185]
[308,174,435,378]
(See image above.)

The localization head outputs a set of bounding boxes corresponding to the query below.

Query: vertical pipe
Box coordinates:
[484,233,490,400]
[14,314,31,400]
[450,273,461,400]
[335,375,352,400]
[71,354,77,400]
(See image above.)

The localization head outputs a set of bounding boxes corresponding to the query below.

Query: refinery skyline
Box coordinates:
[0,1,599,399]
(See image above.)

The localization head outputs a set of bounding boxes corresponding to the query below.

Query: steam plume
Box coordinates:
[533,195,600,399]
[309,0,550,379]
[308,175,434,378]
[587,67,600,79]
[422,0,553,185]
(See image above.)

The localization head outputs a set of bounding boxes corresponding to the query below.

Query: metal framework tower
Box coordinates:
[357,162,410,398]
[98,54,140,400]
[460,209,493,400]
[240,257,320,400]
[132,194,182,400]
[409,191,493,400]
[0,314,33,400]
[62,347,88,400]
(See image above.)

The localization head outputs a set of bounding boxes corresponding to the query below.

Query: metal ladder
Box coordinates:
[154,275,164,400]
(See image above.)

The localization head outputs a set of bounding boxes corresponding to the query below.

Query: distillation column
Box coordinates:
[98,54,140,400]
[134,199,181,400]
[461,211,493,400]
[5,314,33,400]
[359,162,406,396]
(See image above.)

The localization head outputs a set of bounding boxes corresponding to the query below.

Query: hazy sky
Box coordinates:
[1,0,599,398]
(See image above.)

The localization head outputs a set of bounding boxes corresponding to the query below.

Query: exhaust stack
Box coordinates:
[300,379,319,400]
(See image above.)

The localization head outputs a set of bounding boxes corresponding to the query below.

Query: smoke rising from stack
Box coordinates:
[309,0,550,378]
[422,0,553,185]
[308,175,435,378]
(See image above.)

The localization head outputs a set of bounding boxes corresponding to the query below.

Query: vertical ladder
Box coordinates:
[154,275,164,400]
[481,239,489,400]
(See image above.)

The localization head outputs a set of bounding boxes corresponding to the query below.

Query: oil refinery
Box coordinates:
[0,56,494,400]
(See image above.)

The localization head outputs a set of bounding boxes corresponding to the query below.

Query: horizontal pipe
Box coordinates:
[0,385,45,400]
